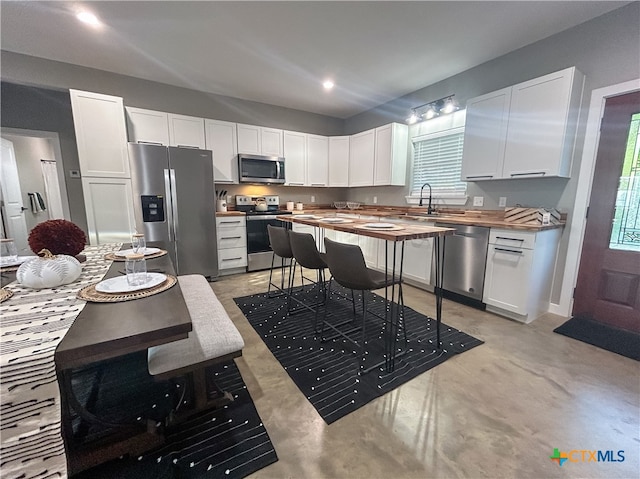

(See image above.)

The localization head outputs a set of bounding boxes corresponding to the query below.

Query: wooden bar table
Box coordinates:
[277,214,455,372]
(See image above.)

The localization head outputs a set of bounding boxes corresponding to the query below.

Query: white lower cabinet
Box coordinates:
[483,228,561,322]
[81,177,136,245]
[216,216,247,274]
[376,219,435,287]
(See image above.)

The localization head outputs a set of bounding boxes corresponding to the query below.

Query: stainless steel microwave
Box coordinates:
[238,154,286,184]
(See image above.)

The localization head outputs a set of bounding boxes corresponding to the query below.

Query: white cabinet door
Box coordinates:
[237,124,284,156]
[168,113,205,149]
[349,129,375,186]
[329,136,350,187]
[261,127,284,157]
[205,119,238,184]
[502,67,582,179]
[483,245,534,315]
[125,107,170,145]
[307,134,329,187]
[284,131,307,186]
[70,90,130,178]
[374,123,408,186]
[460,87,511,181]
[81,177,135,245]
[216,216,247,270]
[237,124,261,155]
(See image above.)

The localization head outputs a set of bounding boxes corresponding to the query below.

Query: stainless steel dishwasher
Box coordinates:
[431,223,490,302]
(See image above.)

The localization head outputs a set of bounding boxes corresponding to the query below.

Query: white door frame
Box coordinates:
[552,78,640,317]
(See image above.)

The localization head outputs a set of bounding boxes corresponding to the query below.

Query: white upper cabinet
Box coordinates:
[125,107,170,145]
[70,90,130,178]
[306,134,329,187]
[168,113,206,149]
[502,67,583,178]
[283,130,306,186]
[329,136,350,187]
[204,119,238,184]
[237,124,284,156]
[349,128,375,187]
[461,66,584,181]
[460,88,511,181]
[374,123,408,186]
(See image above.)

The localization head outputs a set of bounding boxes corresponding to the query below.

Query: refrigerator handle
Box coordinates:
[169,169,179,241]
[163,169,174,241]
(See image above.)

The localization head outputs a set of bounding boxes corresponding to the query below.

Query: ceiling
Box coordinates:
[0,1,629,119]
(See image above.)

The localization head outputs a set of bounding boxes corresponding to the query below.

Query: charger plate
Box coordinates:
[77,274,177,303]
[355,223,405,231]
[104,249,167,262]
[0,288,13,303]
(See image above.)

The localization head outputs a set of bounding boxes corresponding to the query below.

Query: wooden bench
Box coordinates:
[147,274,244,417]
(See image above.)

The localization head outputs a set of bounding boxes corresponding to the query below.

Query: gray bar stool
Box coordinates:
[321,237,406,370]
[266,225,297,300]
[288,230,329,325]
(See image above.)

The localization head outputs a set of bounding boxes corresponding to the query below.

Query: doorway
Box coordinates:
[0,128,71,252]
[573,91,640,332]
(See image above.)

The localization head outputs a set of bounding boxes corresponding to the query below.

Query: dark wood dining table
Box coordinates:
[54,243,193,475]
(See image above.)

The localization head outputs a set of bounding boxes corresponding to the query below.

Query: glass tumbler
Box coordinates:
[0,238,18,264]
[131,233,146,254]
[125,253,147,287]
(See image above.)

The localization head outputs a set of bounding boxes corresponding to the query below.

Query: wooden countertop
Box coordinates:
[292,208,564,231]
[279,215,455,241]
[215,210,245,217]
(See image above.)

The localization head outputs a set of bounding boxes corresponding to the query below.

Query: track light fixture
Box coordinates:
[406,95,459,124]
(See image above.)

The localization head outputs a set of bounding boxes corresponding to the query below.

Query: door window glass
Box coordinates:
[610,113,640,251]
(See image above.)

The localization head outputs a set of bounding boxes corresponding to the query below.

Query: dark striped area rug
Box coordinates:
[73,353,277,479]
[234,285,483,424]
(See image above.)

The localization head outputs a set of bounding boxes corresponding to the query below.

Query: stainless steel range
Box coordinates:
[235,195,292,272]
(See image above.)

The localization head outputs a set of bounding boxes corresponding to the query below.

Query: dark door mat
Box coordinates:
[72,360,278,478]
[554,316,640,361]
[234,285,484,424]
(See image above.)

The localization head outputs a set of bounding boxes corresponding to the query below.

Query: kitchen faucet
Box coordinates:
[419,182,435,215]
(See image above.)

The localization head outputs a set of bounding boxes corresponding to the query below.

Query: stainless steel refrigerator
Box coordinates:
[128,143,218,278]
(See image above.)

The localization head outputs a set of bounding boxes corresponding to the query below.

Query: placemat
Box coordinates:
[104,249,168,262]
[77,274,177,303]
[0,265,20,273]
[0,288,13,303]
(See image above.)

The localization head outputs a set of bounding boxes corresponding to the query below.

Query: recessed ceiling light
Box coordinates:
[76,11,100,27]
[323,80,335,90]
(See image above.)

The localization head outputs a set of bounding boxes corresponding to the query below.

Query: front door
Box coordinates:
[573,91,640,332]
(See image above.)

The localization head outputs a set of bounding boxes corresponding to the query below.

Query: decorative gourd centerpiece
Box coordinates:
[17,249,82,289]
[16,220,87,289]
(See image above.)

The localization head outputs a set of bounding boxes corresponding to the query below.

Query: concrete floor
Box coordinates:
[211,270,639,479]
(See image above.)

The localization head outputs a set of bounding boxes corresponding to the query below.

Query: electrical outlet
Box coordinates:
[473,196,484,207]
[499,196,507,207]
[373,196,378,204]
[227,195,232,204]
[311,195,316,203]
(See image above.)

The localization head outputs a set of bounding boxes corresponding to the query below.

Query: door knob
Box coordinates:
[21,206,28,212]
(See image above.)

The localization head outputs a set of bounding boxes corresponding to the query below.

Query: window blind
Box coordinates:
[411,127,466,196]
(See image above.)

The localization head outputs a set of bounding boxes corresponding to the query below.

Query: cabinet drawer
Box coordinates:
[217,230,246,249]
[216,217,246,229]
[489,229,536,249]
[218,247,247,269]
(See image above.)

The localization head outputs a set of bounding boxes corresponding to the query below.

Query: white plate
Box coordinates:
[362,223,395,229]
[0,256,34,267]
[295,215,320,219]
[115,247,161,257]
[320,218,352,224]
[96,272,167,293]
